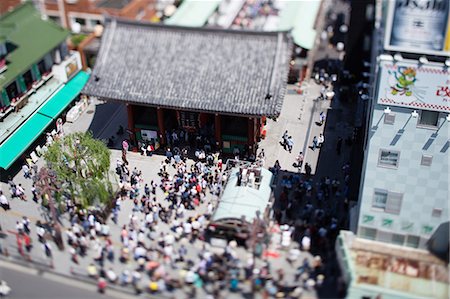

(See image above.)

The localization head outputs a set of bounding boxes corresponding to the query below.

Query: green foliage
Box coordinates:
[70,34,87,47]
[44,132,113,209]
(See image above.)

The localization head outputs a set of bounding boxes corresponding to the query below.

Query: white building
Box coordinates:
[355,55,449,248]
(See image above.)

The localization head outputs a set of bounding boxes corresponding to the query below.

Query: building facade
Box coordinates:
[353,0,450,249]
[83,19,292,156]
[0,2,88,172]
[37,0,156,32]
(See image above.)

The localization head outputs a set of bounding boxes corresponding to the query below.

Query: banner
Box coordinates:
[384,0,450,56]
[377,60,450,112]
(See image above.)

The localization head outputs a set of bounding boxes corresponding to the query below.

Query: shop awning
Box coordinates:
[38,71,90,119]
[212,167,273,223]
[278,0,321,50]
[164,0,221,27]
[0,113,52,169]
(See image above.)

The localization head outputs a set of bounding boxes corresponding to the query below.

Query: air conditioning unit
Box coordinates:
[65,0,78,4]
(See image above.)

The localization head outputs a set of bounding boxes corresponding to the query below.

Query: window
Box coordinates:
[384,113,395,124]
[406,235,420,248]
[360,227,377,240]
[378,149,400,168]
[48,16,61,25]
[372,189,387,209]
[372,189,403,214]
[377,230,392,243]
[75,18,86,26]
[392,234,405,246]
[385,192,403,214]
[418,110,439,127]
[421,154,433,166]
[432,208,442,218]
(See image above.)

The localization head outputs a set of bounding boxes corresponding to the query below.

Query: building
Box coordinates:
[82,19,292,155]
[336,230,449,299]
[0,0,22,15]
[352,0,450,249]
[0,2,88,173]
[355,56,449,249]
[38,0,156,32]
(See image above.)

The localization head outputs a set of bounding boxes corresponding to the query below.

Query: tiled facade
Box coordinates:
[356,94,449,249]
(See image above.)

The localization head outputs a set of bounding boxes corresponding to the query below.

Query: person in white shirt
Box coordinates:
[0,192,10,211]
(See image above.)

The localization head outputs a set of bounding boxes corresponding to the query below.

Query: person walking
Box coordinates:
[317,133,324,148]
[310,136,318,151]
[281,130,288,150]
[22,164,31,179]
[0,191,10,211]
[318,112,326,125]
[304,163,312,176]
[287,136,294,153]
[296,152,304,170]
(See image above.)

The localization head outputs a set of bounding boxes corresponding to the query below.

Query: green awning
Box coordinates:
[38,71,90,119]
[278,0,321,50]
[165,0,221,27]
[212,167,273,223]
[0,113,52,169]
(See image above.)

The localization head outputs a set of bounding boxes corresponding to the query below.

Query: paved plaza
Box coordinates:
[0,1,356,298]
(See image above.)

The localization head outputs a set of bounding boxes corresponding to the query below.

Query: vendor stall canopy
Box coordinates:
[83,19,293,117]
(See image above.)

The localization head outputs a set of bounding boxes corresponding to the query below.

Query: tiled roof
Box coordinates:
[82,19,292,117]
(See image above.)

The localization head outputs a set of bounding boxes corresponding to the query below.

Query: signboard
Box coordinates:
[384,0,450,56]
[377,60,450,112]
[65,57,79,80]
[141,129,158,142]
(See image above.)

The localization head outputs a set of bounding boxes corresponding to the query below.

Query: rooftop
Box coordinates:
[0,2,69,89]
[212,161,273,223]
[82,19,292,117]
[338,231,449,299]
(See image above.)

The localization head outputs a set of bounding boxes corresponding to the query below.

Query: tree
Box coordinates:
[44,131,113,209]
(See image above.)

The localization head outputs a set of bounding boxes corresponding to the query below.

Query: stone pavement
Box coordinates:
[0,96,318,298]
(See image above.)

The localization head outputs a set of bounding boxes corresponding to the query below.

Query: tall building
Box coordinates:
[336,0,449,297]
[354,0,449,249]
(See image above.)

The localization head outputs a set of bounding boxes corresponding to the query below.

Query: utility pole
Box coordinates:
[35,167,64,250]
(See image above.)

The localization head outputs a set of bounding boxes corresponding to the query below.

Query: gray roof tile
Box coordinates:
[83,19,292,117]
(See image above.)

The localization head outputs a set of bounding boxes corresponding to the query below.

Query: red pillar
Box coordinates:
[127,104,134,129]
[215,114,222,148]
[157,107,165,145]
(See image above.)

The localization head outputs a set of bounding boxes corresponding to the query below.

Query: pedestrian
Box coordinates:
[22,164,31,179]
[97,277,107,293]
[336,137,343,155]
[287,136,294,153]
[22,216,30,235]
[304,163,312,176]
[257,149,265,161]
[319,112,326,125]
[43,240,52,259]
[310,136,318,151]
[295,152,304,169]
[317,133,324,148]
[31,184,38,203]
[0,191,10,211]
[281,130,288,149]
